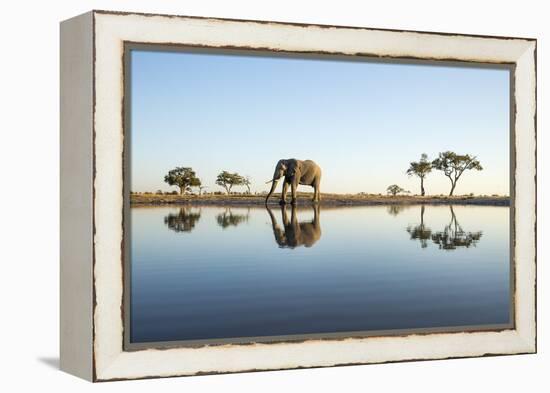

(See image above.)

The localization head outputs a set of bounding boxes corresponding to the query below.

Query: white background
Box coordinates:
[0,0,545,391]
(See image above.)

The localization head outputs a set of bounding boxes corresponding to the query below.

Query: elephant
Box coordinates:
[265,159,321,205]
[266,204,321,249]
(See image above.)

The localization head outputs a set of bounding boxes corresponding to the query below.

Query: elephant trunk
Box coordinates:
[265,179,279,204]
[266,205,285,246]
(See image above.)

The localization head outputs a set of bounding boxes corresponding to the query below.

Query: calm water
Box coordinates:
[130,204,510,344]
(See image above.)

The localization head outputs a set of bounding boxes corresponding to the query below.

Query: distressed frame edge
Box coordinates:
[96,350,537,383]
[512,40,537,353]
[90,11,537,381]
[59,10,95,381]
[91,8,537,42]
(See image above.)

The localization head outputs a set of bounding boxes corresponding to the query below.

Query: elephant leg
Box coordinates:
[281,204,289,226]
[290,204,298,226]
[280,181,289,205]
[312,180,320,203]
[291,180,298,205]
[312,203,320,224]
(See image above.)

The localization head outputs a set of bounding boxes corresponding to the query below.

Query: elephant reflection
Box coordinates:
[164,207,201,233]
[406,205,482,250]
[266,204,322,249]
[216,208,250,229]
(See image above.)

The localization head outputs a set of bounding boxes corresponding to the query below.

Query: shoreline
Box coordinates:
[130,194,510,207]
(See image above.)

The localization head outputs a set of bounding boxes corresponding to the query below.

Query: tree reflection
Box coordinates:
[407,205,482,250]
[406,205,432,248]
[216,208,250,229]
[387,205,407,216]
[164,207,201,233]
[431,206,482,250]
[266,204,322,249]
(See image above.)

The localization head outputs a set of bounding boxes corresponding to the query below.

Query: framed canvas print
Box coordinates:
[60,10,537,381]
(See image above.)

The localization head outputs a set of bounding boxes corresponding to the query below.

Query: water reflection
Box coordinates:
[164,207,202,233]
[431,206,483,250]
[216,208,250,229]
[161,204,482,250]
[406,205,432,248]
[387,205,408,217]
[134,204,509,342]
[266,204,321,249]
[407,205,483,250]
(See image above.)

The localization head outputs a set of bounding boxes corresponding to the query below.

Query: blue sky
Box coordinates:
[130,49,510,195]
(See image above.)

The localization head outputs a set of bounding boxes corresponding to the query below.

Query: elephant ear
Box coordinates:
[286,160,300,176]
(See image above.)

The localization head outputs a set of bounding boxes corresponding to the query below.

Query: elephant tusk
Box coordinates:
[265,180,273,184]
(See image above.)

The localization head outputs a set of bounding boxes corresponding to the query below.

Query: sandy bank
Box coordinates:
[130,193,510,207]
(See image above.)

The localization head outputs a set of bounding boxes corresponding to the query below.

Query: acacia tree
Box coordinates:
[387,184,409,196]
[243,176,252,194]
[198,185,207,196]
[216,171,245,194]
[164,167,201,195]
[188,177,201,194]
[406,153,432,196]
[431,151,483,196]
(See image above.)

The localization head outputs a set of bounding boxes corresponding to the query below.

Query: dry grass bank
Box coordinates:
[130,193,510,207]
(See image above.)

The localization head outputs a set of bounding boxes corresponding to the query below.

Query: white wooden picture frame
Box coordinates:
[60,10,536,381]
